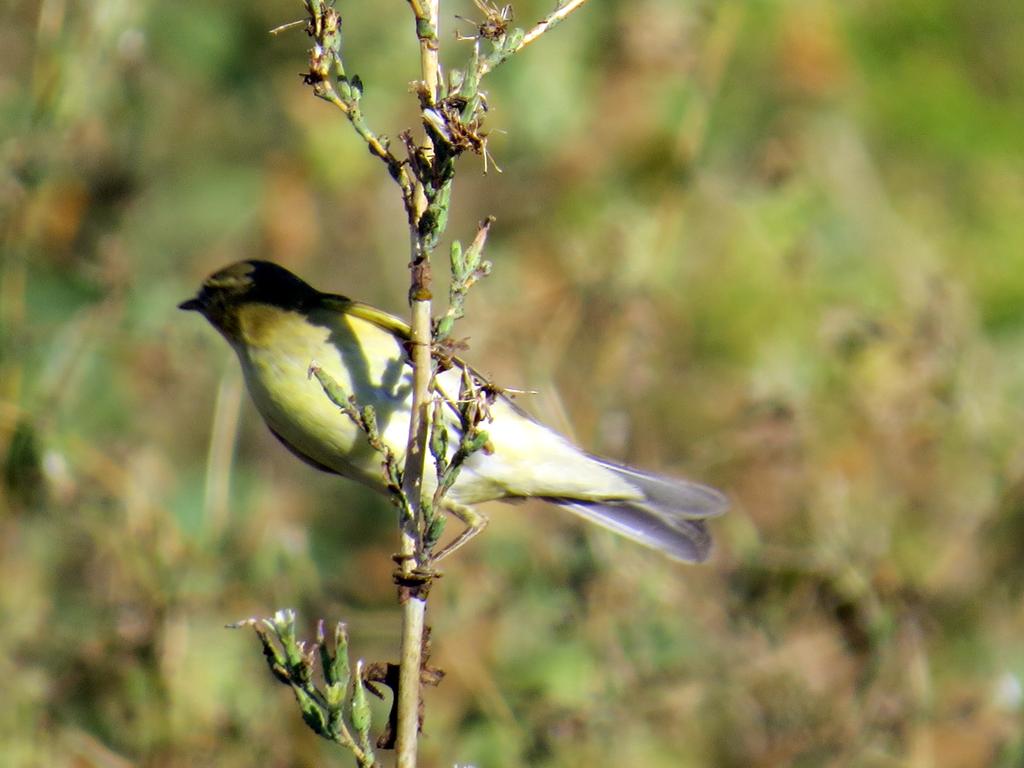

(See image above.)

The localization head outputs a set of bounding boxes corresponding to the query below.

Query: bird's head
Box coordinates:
[179,260,317,343]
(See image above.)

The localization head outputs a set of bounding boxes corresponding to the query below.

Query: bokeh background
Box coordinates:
[3,0,1024,765]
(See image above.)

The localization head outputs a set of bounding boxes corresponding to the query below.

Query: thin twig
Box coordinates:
[478,0,592,76]
[521,0,591,48]
[303,2,415,204]
[269,18,305,35]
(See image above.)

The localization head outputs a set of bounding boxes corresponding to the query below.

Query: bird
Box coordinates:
[180,260,727,562]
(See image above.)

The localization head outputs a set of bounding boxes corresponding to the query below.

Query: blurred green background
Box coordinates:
[3,0,1024,765]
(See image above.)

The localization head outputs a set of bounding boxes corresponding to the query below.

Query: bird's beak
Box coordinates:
[178,297,203,312]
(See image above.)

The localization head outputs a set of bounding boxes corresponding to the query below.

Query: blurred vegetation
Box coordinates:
[2,0,1024,765]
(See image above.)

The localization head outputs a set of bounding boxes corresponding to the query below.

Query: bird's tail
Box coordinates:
[548,459,728,563]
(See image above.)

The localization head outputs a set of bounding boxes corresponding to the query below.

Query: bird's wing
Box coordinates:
[321,291,507,415]
[319,293,412,340]
[322,291,634,478]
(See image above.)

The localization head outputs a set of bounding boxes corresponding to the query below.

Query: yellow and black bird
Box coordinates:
[180,260,727,561]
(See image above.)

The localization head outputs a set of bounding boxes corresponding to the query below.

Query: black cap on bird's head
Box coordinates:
[179,260,319,326]
[179,260,321,342]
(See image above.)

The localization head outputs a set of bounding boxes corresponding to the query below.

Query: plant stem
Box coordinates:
[408,0,440,103]
[395,295,431,768]
[395,575,427,768]
[396,2,442,766]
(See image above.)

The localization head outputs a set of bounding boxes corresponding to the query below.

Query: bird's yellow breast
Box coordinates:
[232,303,414,486]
